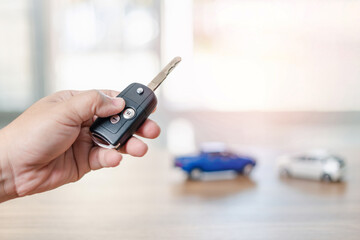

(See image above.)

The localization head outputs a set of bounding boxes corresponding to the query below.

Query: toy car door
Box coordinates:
[290,155,311,178]
[304,156,323,179]
[203,152,224,171]
[291,156,321,179]
[218,152,235,170]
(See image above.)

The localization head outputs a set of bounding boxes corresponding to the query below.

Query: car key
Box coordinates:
[90,56,181,149]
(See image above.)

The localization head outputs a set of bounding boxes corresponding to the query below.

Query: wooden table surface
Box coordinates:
[0,144,359,240]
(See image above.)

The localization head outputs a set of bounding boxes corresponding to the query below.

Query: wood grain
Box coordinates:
[1,111,360,239]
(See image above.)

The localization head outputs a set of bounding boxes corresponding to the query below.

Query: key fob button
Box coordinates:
[136,87,144,95]
[123,108,136,119]
[110,115,120,124]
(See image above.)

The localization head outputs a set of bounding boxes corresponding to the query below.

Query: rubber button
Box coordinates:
[123,108,136,119]
[110,115,120,124]
[136,87,144,95]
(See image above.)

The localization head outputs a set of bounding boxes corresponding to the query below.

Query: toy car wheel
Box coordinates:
[279,168,291,177]
[321,174,333,182]
[189,168,202,180]
[242,164,253,176]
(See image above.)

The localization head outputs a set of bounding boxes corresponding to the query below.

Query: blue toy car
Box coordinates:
[174,150,256,180]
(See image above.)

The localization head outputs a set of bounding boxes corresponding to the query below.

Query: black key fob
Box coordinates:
[90,83,157,149]
[89,57,181,149]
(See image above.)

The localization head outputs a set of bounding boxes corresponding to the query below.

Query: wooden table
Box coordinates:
[0,144,359,240]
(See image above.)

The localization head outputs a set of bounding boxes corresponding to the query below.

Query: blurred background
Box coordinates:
[1,0,360,153]
[1,1,360,239]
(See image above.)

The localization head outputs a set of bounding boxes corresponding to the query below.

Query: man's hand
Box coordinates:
[0,90,160,202]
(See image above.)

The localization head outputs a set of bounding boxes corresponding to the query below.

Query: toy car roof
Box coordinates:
[293,150,341,160]
[301,149,331,157]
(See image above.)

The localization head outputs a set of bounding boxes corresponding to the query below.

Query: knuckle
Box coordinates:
[88,90,105,108]
[88,89,102,100]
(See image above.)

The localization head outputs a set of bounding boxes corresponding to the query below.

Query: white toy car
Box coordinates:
[277,151,346,182]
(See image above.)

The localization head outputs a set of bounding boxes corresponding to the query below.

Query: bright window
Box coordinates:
[0,0,32,111]
[49,0,160,93]
[163,0,360,111]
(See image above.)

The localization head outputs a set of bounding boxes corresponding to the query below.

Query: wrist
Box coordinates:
[0,127,18,203]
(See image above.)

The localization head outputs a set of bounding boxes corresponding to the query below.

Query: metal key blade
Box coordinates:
[147,56,181,91]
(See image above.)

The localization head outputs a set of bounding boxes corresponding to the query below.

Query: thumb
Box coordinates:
[65,90,125,124]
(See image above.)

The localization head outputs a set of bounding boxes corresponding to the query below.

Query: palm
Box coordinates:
[18,125,93,195]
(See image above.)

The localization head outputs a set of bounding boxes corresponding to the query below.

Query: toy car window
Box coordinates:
[337,159,346,167]
[220,152,233,157]
[321,158,328,163]
[326,156,344,167]
[208,152,221,157]
[296,155,307,161]
[331,155,345,164]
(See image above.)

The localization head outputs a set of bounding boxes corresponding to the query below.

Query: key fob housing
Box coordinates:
[90,83,157,149]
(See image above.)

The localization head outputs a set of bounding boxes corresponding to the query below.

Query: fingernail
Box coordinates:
[111,97,125,107]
